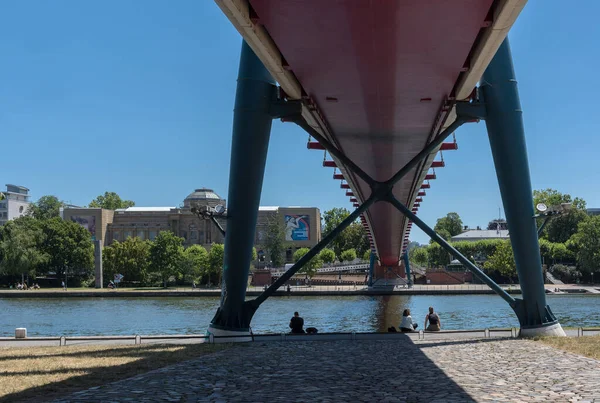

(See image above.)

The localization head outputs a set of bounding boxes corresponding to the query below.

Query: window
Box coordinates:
[149,230,157,241]
[198,231,204,244]
[137,230,145,240]
[19,206,24,213]
[190,230,197,240]
[2,212,7,218]
[113,231,120,241]
[182,231,187,240]
[124,231,133,239]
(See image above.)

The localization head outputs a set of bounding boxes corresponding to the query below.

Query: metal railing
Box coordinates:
[2,327,600,346]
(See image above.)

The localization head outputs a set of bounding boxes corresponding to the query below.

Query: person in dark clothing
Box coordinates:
[289,311,305,334]
[424,306,441,331]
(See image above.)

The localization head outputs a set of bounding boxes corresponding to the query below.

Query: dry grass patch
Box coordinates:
[537,335,600,360]
[0,342,230,402]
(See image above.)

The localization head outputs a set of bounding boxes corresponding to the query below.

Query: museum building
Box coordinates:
[61,188,321,263]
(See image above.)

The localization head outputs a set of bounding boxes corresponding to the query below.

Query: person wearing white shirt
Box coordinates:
[399,308,418,332]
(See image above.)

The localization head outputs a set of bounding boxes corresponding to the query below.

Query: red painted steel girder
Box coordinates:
[440,142,459,151]
[340,183,350,189]
[333,173,344,180]
[431,160,445,168]
[425,173,436,180]
[323,160,337,168]
[307,142,325,150]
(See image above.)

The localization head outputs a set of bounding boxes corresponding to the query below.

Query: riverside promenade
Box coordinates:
[52,337,600,402]
[1,283,598,298]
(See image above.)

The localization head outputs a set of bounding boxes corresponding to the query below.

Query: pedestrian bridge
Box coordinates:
[209,0,567,338]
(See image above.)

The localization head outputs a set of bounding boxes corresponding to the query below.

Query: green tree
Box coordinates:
[409,247,429,267]
[362,250,371,261]
[0,217,47,280]
[89,192,135,210]
[340,248,357,262]
[433,212,463,238]
[533,188,586,210]
[39,218,94,281]
[207,243,225,286]
[103,237,151,285]
[28,195,63,220]
[149,231,184,287]
[319,248,336,264]
[180,245,208,284]
[484,240,516,279]
[262,215,287,267]
[426,243,451,267]
[293,247,322,278]
[322,208,369,259]
[533,188,588,243]
[345,222,370,257]
[570,216,600,275]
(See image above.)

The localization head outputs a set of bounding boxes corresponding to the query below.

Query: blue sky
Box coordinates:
[1,1,598,245]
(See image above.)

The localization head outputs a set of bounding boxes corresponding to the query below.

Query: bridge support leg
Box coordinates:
[208,41,277,338]
[402,253,412,288]
[368,252,376,287]
[481,38,564,336]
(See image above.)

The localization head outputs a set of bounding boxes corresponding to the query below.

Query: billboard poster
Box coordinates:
[284,215,310,241]
[71,215,96,240]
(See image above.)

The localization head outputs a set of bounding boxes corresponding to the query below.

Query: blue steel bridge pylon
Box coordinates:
[209,38,564,337]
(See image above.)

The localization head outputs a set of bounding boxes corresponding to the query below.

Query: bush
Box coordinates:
[340,248,357,262]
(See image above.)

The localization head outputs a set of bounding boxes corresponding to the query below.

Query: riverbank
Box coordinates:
[1,283,598,298]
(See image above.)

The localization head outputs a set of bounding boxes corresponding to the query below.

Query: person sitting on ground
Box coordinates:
[424,306,441,331]
[289,311,305,334]
[400,308,418,332]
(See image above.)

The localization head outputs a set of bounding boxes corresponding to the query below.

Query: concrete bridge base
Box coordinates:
[206,325,253,343]
[520,322,566,338]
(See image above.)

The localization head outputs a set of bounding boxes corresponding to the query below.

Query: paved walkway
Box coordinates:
[54,338,600,402]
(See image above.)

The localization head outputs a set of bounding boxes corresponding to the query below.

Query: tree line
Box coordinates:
[409,188,600,283]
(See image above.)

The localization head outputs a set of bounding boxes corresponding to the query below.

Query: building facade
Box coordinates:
[0,184,31,226]
[62,188,321,264]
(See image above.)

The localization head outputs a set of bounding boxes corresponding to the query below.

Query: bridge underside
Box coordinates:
[219,0,525,267]
[210,0,565,336]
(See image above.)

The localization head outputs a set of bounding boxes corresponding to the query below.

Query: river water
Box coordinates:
[1,294,599,337]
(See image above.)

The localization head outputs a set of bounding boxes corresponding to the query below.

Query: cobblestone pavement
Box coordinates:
[54,338,600,402]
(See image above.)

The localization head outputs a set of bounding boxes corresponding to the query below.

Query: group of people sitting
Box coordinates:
[12,282,41,290]
[392,306,441,333]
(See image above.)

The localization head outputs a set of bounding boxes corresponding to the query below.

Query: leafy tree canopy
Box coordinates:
[293,247,322,278]
[149,231,184,287]
[39,218,94,278]
[207,243,225,285]
[28,195,63,220]
[533,188,588,243]
[340,248,357,262]
[0,217,47,277]
[89,192,135,210]
[181,244,208,283]
[103,237,151,285]
[322,208,369,259]
[483,240,516,278]
[433,212,463,238]
[319,248,336,264]
[409,247,429,267]
[570,216,600,274]
[261,215,287,267]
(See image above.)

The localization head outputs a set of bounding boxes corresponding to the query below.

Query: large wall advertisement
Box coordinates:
[71,215,97,240]
[284,215,310,241]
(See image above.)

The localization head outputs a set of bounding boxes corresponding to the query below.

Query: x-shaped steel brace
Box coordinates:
[244,97,507,315]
